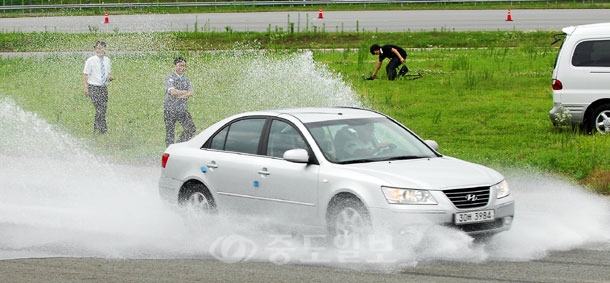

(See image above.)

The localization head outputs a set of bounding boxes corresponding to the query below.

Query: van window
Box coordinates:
[572,40,610,67]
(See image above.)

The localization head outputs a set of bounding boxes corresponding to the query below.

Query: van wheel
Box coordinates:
[588,103,610,134]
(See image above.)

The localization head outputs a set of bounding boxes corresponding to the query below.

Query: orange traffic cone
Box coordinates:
[318,7,323,19]
[104,11,109,24]
[506,8,513,21]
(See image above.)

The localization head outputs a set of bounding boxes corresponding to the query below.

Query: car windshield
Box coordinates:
[306,117,438,164]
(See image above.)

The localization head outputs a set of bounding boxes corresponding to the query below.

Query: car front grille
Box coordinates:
[443,186,490,209]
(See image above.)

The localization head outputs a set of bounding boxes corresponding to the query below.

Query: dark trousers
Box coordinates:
[386,57,403,81]
[164,110,196,147]
[88,84,108,134]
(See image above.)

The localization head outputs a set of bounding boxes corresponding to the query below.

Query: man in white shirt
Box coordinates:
[83,41,113,134]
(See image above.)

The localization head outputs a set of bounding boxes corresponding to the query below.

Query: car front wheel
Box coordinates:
[327,197,371,248]
[588,103,610,134]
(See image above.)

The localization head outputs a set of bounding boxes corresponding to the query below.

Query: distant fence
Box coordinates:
[0,0,597,11]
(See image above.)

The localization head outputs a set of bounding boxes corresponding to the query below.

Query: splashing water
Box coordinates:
[236,50,363,109]
[1,54,609,271]
[192,50,365,125]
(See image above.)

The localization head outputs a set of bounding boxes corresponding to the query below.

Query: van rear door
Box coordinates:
[553,37,610,122]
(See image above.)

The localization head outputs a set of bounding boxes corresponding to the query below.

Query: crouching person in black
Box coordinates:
[368,44,408,81]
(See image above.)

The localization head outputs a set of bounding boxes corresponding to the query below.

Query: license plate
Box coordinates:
[454,210,495,225]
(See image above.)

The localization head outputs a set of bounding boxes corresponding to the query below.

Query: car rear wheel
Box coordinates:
[179,182,216,214]
[588,103,610,134]
[327,197,371,248]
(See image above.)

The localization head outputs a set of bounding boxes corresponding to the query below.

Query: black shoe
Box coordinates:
[398,65,409,77]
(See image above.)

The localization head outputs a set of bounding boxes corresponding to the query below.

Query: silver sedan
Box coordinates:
[159,107,514,241]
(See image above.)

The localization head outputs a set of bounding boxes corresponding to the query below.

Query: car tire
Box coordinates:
[178,182,217,214]
[327,196,371,249]
[587,103,610,134]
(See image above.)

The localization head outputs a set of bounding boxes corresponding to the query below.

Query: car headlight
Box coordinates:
[493,180,510,199]
[381,186,438,205]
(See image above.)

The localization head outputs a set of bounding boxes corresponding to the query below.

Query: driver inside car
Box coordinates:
[342,123,391,157]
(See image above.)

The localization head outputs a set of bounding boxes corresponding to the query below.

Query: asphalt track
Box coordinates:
[0,247,609,282]
[2,9,610,33]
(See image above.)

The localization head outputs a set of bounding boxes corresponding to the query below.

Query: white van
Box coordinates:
[549,22,610,134]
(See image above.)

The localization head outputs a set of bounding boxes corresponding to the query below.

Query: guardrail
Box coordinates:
[0,0,555,11]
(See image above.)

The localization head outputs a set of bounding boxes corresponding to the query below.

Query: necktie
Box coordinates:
[100,58,106,85]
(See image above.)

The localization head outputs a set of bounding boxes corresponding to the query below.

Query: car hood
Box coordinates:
[339,157,503,190]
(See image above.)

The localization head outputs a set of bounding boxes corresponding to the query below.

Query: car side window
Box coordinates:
[309,126,337,162]
[572,40,610,67]
[267,120,306,158]
[209,118,265,154]
[209,127,228,150]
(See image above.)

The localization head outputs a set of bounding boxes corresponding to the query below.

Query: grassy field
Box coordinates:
[1,28,609,194]
[319,41,610,195]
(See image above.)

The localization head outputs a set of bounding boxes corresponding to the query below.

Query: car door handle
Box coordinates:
[206,161,218,169]
[258,168,270,176]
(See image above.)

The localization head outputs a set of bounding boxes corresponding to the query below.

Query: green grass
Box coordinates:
[1,29,609,195]
[0,30,558,52]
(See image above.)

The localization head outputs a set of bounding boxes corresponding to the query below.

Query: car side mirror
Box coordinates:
[283,148,309,163]
[424,140,439,151]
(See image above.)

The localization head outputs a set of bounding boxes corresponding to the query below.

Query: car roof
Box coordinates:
[249,107,386,124]
[563,22,610,36]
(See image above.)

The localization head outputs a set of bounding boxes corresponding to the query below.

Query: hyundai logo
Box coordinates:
[465,194,478,202]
